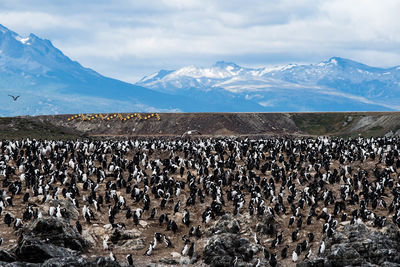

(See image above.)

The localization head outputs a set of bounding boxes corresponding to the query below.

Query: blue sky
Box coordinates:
[1,0,400,83]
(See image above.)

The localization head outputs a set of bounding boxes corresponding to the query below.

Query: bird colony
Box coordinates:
[0,136,399,266]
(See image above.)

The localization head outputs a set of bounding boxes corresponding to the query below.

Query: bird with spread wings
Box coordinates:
[8,94,20,101]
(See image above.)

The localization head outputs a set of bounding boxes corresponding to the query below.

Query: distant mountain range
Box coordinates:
[1,24,399,116]
[137,58,400,112]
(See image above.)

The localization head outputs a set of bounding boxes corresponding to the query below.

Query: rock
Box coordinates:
[179,256,190,265]
[15,217,90,263]
[109,228,144,250]
[203,233,258,267]
[110,228,141,244]
[296,259,325,267]
[122,238,145,250]
[89,257,121,267]
[208,214,241,235]
[0,262,39,266]
[0,249,16,262]
[48,200,79,220]
[170,252,181,258]
[41,256,89,267]
[255,214,277,236]
[159,258,179,265]
[138,220,148,228]
[299,223,400,267]
[81,230,96,246]
[189,252,201,264]
[103,224,113,230]
[17,241,77,263]
[204,215,261,266]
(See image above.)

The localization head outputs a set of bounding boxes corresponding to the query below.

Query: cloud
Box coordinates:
[0,0,399,83]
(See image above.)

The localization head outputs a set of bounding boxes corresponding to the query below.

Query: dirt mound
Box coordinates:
[1,112,400,139]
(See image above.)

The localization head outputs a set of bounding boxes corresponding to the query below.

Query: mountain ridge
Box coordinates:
[1,24,400,116]
[136,57,400,111]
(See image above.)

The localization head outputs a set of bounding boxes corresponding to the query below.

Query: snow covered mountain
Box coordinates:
[0,24,266,116]
[1,23,399,115]
[137,58,400,111]
[0,24,194,116]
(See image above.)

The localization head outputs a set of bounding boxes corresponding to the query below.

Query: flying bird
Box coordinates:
[8,95,20,101]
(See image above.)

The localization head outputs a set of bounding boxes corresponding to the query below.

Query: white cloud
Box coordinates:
[1,0,400,83]
[0,11,85,33]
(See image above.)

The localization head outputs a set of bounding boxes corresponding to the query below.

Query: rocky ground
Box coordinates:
[1,112,400,140]
[0,136,400,266]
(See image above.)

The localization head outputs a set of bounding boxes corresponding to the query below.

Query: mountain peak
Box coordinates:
[213,61,241,70]
[0,24,19,38]
[0,24,11,33]
[324,57,368,69]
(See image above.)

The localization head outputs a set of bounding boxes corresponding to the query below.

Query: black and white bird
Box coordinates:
[188,242,195,258]
[181,240,190,256]
[103,237,109,250]
[8,94,20,101]
[126,254,133,265]
[163,235,173,248]
[144,243,153,256]
[304,246,312,260]
[253,258,261,267]
[319,241,325,255]
[292,250,298,262]
[76,221,82,235]
[254,232,260,244]
[281,245,288,259]
[109,251,116,262]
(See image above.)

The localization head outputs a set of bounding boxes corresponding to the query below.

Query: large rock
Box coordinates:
[0,262,39,266]
[298,222,400,267]
[0,249,17,262]
[41,256,89,267]
[42,256,122,267]
[207,214,241,235]
[255,213,277,236]
[15,217,90,263]
[109,228,145,250]
[48,200,79,220]
[89,257,121,267]
[203,214,261,267]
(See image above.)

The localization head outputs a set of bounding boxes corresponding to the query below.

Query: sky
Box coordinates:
[1,0,400,83]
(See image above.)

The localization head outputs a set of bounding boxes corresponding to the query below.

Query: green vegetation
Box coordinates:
[291,113,360,136]
[360,126,386,138]
[0,117,85,140]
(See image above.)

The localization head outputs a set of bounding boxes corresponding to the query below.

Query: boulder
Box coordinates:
[203,233,259,266]
[207,214,241,235]
[0,262,39,266]
[41,256,89,267]
[255,214,277,236]
[0,249,16,262]
[298,223,400,267]
[109,228,144,250]
[110,228,141,244]
[48,200,79,220]
[16,241,76,263]
[89,257,121,267]
[203,214,261,267]
[15,217,90,263]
